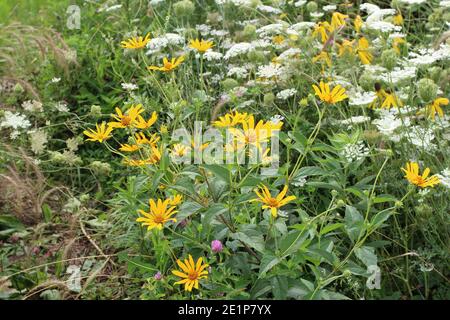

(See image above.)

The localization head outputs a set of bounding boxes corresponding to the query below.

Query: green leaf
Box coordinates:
[355,246,378,268]
[202,203,228,226]
[201,164,231,184]
[42,204,53,223]
[232,231,265,253]
[259,253,281,278]
[280,230,309,257]
[319,223,344,236]
[344,205,364,242]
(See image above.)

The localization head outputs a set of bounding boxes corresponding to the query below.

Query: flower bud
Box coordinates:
[359,72,375,91]
[13,83,24,93]
[211,240,223,253]
[221,78,239,91]
[336,199,346,208]
[306,1,318,13]
[331,190,339,197]
[263,92,275,106]
[89,105,102,117]
[247,50,266,63]
[242,24,257,40]
[154,271,163,280]
[173,0,195,17]
[299,98,308,107]
[417,78,438,103]
[381,49,398,71]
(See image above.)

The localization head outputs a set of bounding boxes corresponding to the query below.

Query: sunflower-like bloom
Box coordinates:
[121,33,150,49]
[312,81,348,104]
[213,111,249,128]
[148,56,184,72]
[134,132,160,147]
[354,15,363,33]
[381,91,402,109]
[312,51,332,68]
[83,122,113,143]
[169,194,183,206]
[136,198,178,230]
[134,111,158,129]
[401,162,440,188]
[189,39,214,53]
[356,37,373,65]
[230,115,282,150]
[172,255,209,292]
[171,143,191,158]
[108,104,144,129]
[124,146,162,166]
[312,21,332,43]
[337,39,354,57]
[119,144,140,152]
[331,12,349,30]
[393,13,404,26]
[251,185,296,217]
[427,97,449,120]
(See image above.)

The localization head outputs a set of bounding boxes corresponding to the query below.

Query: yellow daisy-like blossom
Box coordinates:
[337,39,355,57]
[427,97,449,120]
[230,115,283,150]
[312,51,332,68]
[124,146,162,166]
[381,90,403,109]
[312,21,332,43]
[213,111,249,128]
[393,13,404,26]
[121,33,150,49]
[356,37,373,65]
[272,35,285,45]
[119,143,140,152]
[148,56,184,72]
[171,143,191,158]
[312,81,348,104]
[134,111,158,130]
[169,194,183,206]
[172,255,209,292]
[83,122,113,143]
[392,37,406,54]
[331,12,349,30]
[136,198,178,230]
[252,185,296,217]
[354,15,363,33]
[189,39,214,53]
[401,162,440,188]
[134,132,160,147]
[108,104,144,129]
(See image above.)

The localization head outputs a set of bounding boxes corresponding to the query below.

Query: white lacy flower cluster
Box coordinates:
[341,141,370,163]
[0,111,31,139]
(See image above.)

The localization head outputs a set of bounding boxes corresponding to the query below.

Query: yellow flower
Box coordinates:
[392,37,406,54]
[83,122,113,143]
[108,104,144,129]
[272,35,285,45]
[381,90,403,109]
[171,143,191,157]
[169,194,183,206]
[312,51,332,68]
[134,111,158,129]
[213,111,249,128]
[121,33,150,49]
[148,56,184,72]
[337,39,354,57]
[312,81,348,104]
[401,162,440,188]
[356,37,373,65]
[313,22,332,43]
[119,143,140,152]
[427,97,449,120]
[191,139,209,151]
[137,198,177,230]
[354,15,363,33]
[189,39,214,53]
[172,255,209,292]
[230,115,282,150]
[134,132,160,147]
[393,13,403,26]
[124,146,162,166]
[331,12,349,30]
[252,185,296,217]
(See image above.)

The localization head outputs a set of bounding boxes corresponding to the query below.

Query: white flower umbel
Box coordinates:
[0,111,31,131]
[256,63,284,79]
[276,88,297,100]
[341,141,369,163]
[121,83,138,91]
[349,91,377,106]
[224,42,253,59]
[436,168,450,188]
